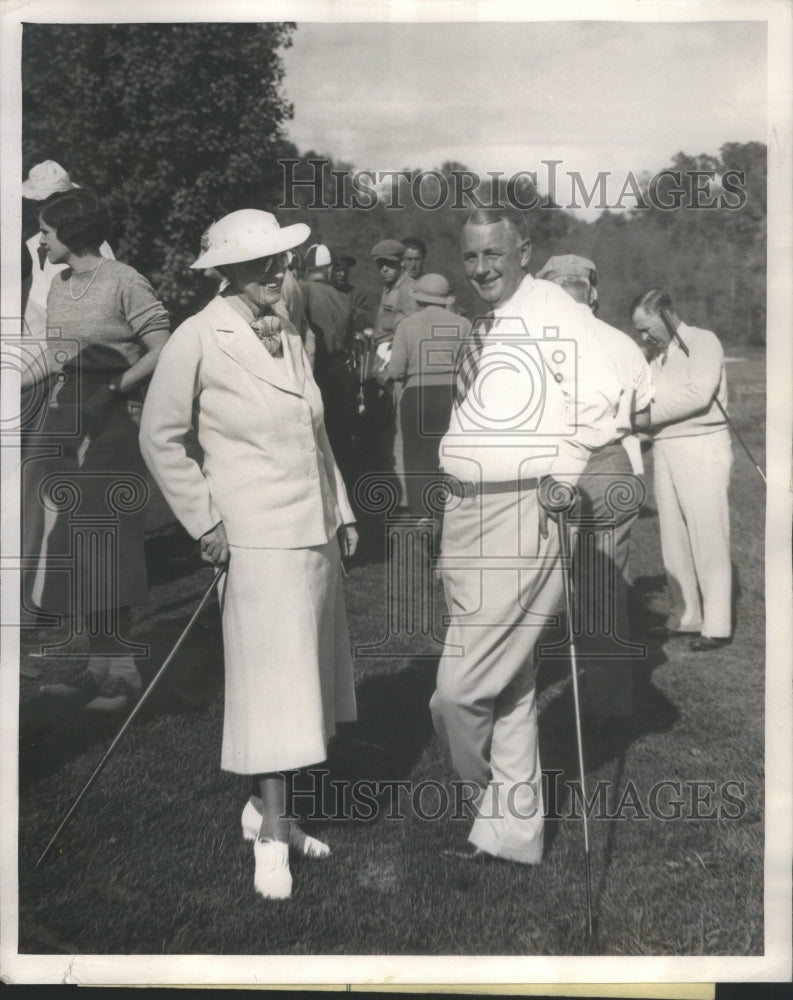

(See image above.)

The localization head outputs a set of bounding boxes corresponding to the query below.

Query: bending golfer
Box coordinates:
[631,287,733,651]
[432,209,619,863]
[140,210,358,900]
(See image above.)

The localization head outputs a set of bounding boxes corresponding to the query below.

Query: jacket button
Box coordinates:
[310,469,319,479]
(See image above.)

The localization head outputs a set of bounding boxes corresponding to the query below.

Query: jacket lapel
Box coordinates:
[208,297,302,396]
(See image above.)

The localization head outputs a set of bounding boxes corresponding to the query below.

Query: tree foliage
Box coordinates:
[23,22,297,324]
[276,143,766,343]
[23,23,766,343]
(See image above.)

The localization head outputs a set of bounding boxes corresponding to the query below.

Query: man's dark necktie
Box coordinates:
[454,313,492,406]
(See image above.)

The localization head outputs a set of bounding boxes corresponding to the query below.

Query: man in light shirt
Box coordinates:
[631,288,732,652]
[432,209,619,864]
[537,254,653,728]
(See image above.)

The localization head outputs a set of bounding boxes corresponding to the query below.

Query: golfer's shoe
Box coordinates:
[40,659,141,714]
[39,670,101,706]
[241,799,331,858]
[439,842,497,863]
[689,635,732,651]
[253,839,292,900]
[439,842,527,865]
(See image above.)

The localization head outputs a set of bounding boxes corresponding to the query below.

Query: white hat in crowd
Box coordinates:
[191,210,310,270]
[22,160,77,200]
[304,244,334,269]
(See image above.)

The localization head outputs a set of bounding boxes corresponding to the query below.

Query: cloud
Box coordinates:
[281,19,767,194]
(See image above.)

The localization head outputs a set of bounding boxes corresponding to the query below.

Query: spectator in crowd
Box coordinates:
[21,160,115,340]
[20,162,117,618]
[371,239,419,347]
[140,210,358,900]
[280,249,315,367]
[631,288,732,652]
[329,247,373,333]
[538,254,653,729]
[25,189,170,712]
[432,208,620,863]
[378,274,470,519]
[300,244,358,490]
[401,236,427,281]
[369,239,420,505]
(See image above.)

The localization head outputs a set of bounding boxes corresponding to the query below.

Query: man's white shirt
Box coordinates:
[440,275,623,484]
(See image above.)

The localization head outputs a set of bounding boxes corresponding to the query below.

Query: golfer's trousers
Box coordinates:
[653,428,733,638]
[431,487,563,863]
[573,443,643,718]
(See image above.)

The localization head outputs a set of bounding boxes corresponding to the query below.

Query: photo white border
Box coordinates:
[1,0,790,987]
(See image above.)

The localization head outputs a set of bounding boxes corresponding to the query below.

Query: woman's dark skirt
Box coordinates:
[24,362,149,616]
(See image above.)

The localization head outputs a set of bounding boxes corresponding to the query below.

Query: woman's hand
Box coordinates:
[338,523,359,560]
[200,522,229,566]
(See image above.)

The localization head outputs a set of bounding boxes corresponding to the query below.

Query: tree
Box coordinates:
[23,22,296,324]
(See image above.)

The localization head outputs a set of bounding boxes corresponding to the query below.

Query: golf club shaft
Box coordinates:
[557,511,594,939]
[34,565,227,870]
[659,309,766,485]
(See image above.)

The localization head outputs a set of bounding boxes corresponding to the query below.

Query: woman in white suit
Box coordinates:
[139,210,358,900]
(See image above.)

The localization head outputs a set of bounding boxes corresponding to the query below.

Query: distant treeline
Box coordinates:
[279,145,767,345]
[22,22,766,343]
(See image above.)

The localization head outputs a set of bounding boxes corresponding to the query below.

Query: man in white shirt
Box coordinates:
[432,209,619,863]
[537,255,653,727]
[631,288,732,652]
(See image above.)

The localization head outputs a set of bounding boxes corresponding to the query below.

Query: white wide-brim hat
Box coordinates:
[191,209,310,270]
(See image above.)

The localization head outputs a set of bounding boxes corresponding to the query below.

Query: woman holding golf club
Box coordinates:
[139,210,358,901]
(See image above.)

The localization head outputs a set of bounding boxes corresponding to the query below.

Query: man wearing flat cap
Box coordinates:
[371,239,419,347]
[538,253,653,730]
[370,239,420,506]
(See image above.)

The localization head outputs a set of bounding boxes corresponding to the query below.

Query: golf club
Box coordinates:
[34,564,227,870]
[539,477,594,939]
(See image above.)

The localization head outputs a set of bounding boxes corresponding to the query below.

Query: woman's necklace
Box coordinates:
[69,257,105,300]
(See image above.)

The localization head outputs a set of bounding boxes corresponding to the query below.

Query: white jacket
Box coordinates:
[139,295,354,548]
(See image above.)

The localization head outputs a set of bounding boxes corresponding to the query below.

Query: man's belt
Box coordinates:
[444,475,541,499]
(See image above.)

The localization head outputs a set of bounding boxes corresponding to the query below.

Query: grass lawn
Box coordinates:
[17,348,766,957]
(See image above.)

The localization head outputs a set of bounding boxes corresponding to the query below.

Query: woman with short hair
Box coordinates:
[28,188,170,711]
[140,210,358,901]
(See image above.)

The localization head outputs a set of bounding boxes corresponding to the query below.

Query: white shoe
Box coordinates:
[242,798,331,857]
[253,839,292,900]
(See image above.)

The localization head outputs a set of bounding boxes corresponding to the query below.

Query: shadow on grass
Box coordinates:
[19,605,224,792]
[144,523,204,587]
[289,656,439,829]
[538,625,678,941]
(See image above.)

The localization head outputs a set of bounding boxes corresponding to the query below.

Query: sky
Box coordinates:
[280,19,768,218]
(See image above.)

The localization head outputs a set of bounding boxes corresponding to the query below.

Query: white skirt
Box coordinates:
[219,540,357,774]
